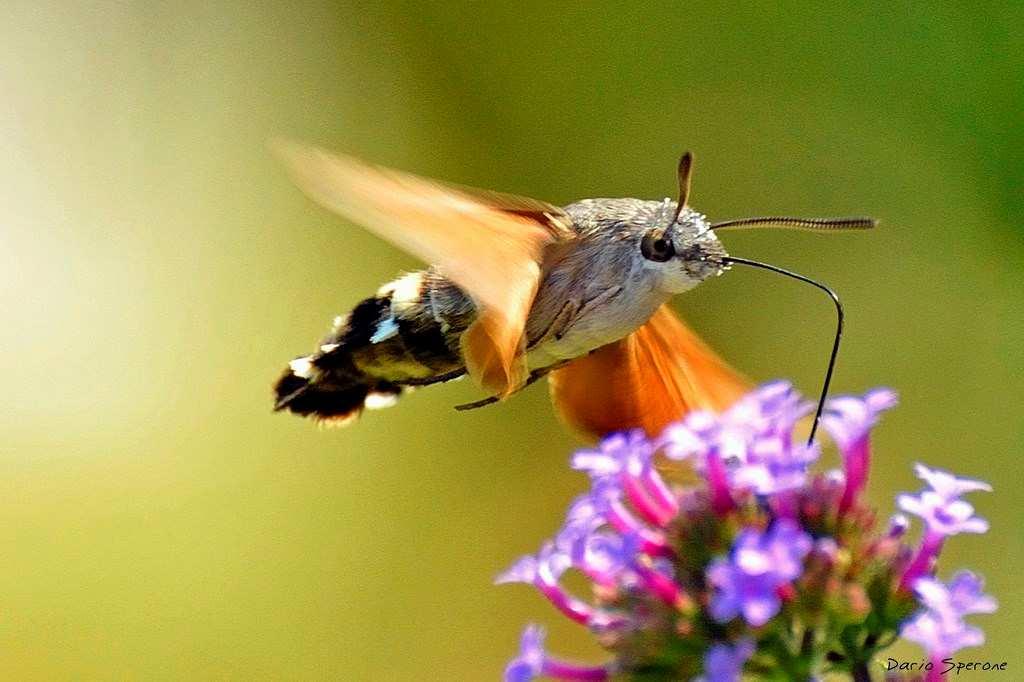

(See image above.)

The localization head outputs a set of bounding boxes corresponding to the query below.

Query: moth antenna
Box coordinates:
[710,216,877,231]
[721,256,844,446]
[671,151,693,225]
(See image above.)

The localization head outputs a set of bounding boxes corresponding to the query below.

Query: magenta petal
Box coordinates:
[705,450,734,515]
[623,474,671,527]
[900,531,945,591]
[639,466,679,523]
[839,435,870,513]
[602,499,672,556]
[536,581,593,625]
[635,563,681,606]
[542,660,610,681]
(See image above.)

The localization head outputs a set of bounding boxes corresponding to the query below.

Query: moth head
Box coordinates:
[637,152,727,294]
[637,203,727,293]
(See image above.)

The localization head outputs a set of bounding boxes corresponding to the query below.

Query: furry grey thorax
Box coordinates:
[523,198,727,365]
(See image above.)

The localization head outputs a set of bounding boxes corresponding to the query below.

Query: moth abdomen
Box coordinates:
[273,270,475,425]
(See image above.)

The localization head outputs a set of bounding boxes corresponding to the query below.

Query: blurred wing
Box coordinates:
[549,304,750,438]
[273,140,571,396]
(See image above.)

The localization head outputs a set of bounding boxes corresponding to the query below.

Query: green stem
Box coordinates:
[800,627,815,658]
[852,661,872,682]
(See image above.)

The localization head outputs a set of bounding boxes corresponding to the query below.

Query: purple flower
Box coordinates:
[505,625,609,682]
[821,388,898,449]
[499,382,996,680]
[561,473,670,560]
[912,463,992,500]
[821,388,898,511]
[901,572,996,659]
[496,543,597,625]
[915,571,997,619]
[571,430,652,479]
[584,482,672,557]
[664,382,811,463]
[660,418,707,461]
[706,519,812,626]
[901,611,984,661]
[662,382,818,504]
[728,435,818,496]
[897,464,991,589]
[887,513,910,538]
[573,430,676,526]
[555,495,606,553]
[697,639,755,682]
[897,490,989,536]
[567,530,632,586]
[721,381,810,441]
[505,625,546,682]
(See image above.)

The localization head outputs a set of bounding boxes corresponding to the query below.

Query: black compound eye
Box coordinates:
[640,233,676,262]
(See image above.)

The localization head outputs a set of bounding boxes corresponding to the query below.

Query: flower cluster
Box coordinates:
[500,382,995,681]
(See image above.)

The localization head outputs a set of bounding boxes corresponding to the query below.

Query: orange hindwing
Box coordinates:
[549,304,750,439]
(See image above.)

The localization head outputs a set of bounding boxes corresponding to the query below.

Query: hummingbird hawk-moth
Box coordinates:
[271,142,874,440]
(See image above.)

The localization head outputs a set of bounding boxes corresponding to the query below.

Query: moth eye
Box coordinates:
[640,233,676,262]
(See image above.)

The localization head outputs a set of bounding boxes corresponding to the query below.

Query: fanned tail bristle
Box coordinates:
[272,357,403,426]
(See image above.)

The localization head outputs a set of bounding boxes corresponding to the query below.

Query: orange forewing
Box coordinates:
[273,140,568,396]
[459,280,538,396]
[549,304,750,439]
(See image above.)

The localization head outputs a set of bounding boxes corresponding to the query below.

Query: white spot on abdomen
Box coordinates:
[289,356,317,379]
[378,272,423,311]
[364,392,400,410]
[370,316,400,343]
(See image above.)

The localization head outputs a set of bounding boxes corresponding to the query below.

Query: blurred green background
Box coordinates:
[2,2,1021,679]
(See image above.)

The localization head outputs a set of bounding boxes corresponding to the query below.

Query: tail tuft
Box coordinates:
[273,357,403,426]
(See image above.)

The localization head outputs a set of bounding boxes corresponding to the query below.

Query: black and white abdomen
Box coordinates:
[273,269,477,424]
[347,270,476,381]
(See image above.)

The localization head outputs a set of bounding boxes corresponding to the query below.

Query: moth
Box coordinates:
[272,141,874,440]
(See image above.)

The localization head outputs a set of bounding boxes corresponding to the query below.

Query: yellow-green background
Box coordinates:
[2,2,1021,680]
